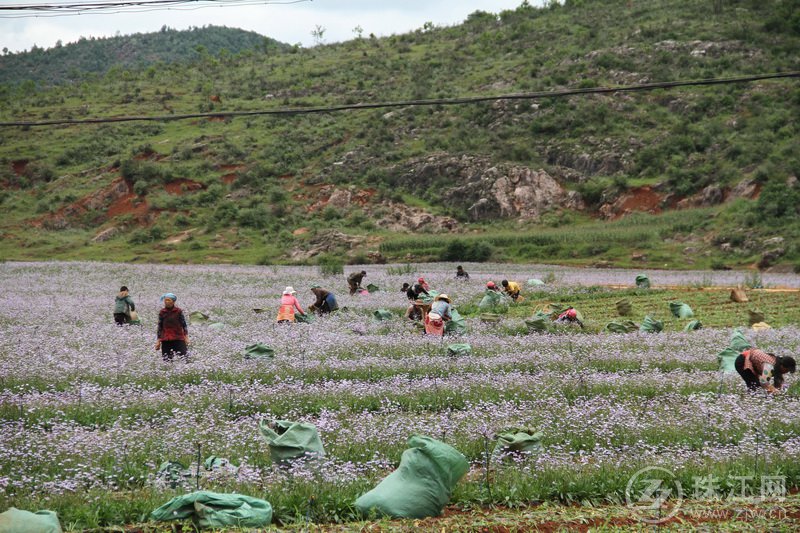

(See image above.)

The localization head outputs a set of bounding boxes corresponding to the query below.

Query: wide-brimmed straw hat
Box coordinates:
[283,286,296,295]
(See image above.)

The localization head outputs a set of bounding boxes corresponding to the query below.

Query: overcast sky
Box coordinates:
[1,0,546,54]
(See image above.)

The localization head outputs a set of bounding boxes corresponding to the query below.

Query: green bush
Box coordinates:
[317,255,344,276]
[441,239,493,262]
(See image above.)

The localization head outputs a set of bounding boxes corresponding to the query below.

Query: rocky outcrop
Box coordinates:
[371,201,458,232]
[289,230,365,261]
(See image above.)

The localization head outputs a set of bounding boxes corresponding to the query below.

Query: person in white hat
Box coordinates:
[277,286,306,323]
[430,293,452,322]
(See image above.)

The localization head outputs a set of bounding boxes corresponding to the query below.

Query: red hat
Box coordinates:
[487,281,496,288]
[418,277,425,282]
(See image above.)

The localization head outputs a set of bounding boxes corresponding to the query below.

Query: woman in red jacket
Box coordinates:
[155,292,189,362]
[277,286,306,323]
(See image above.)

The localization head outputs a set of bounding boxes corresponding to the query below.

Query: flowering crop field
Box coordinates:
[1,261,800,530]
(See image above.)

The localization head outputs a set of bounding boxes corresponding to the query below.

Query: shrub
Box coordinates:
[441,239,493,262]
[317,255,344,276]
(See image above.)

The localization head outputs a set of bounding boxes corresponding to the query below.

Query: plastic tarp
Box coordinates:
[447,343,472,356]
[526,278,545,286]
[748,309,765,326]
[444,308,467,334]
[0,508,62,533]
[244,343,275,359]
[373,309,394,321]
[354,435,469,519]
[525,310,552,332]
[366,283,380,293]
[605,320,639,333]
[492,427,544,459]
[635,274,651,289]
[204,456,237,472]
[669,301,694,319]
[189,311,210,324]
[683,320,703,331]
[417,290,439,305]
[478,290,508,311]
[639,315,663,333]
[717,328,751,373]
[258,419,325,463]
[157,461,190,489]
[616,299,632,316]
[150,491,272,529]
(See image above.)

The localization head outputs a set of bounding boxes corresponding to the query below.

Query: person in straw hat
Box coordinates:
[277,286,306,323]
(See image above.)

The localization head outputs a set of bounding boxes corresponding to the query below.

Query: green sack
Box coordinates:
[478,290,507,311]
[295,312,314,324]
[639,315,663,333]
[244,343,275,359]
[355,435,469,519]
[366,283,380,293]
[480,313,502,323]
[258,419,326,464]
[157,460,190,489]
[189,311,210,324]
[417,290,439,305]
[150,491,272,528]
[447,343,472,356]
[492,427,544,459]
[605,320,639,333]
[616,299,632,316]
[717,347,740,373]
[526,279,545,287]
[635,274,651,289]
[0,508,62,533]
[729,328,752,353]
[546,302,565,317]
[669,301,694,319]
[748,309,765,326]
[204,455,236,471]
[445,308,467,334]
[373,309,394,321]
[683,320,703,332]
[525,316,549,332]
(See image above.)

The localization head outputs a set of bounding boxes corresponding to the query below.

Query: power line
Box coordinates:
[0,0,310,18]
[1,72,797,128]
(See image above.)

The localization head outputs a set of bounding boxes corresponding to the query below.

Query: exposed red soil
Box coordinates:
[164,179,204,195]
[208,116,225,122]
[612,186,663,219]
[11,159,29,176]
[221,173,237,185]
[107,194,149,218]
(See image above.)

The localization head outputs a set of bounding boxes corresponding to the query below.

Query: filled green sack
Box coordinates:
[244,343,275,359]
[683,320,703,331]
[189,311,211,324]
[157,460,190,489]
[605,320,639,333]
[354,435,469,519]
[729,328,752,353]
[639,315,663,333]
[366,283,380,293]
[0,508,62,533]
[447,343,472,356]
[258,419,325,463]
[373,309,394,321]
[492,427,544,459]
[204,455,236,471]
[717,347,740,372]
[526,279,545,287]
[525,316,549,332]
[444,308,467,334]
[635,274,651,289]
[150,491,272,528]
[478,290,508,311]
[669,301,694,319]
[748,309,765,326]
[616,299,632,316]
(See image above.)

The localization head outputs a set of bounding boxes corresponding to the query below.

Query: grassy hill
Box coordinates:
[0,0,798,269]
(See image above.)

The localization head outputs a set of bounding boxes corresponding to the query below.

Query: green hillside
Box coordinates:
[0,0,798,269]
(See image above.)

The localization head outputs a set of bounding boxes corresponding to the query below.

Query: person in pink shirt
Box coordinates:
[276,286,305,323]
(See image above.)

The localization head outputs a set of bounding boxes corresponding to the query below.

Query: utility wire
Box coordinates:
[0,0,310,17]
[1,72,797,128]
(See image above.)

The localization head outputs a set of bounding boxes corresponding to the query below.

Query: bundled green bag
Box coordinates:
[447,343,472,356]
[445,308,467,334]
[526,279,545,287]
[366,283,380,293]
[525,317,549,332]
[717,329,751,372]
[243,343,275,359]
[639,315,663,333]
[729,328,752,353]
[0,508,62,533]
[683,320,703,331]
[373,309,394,321]
[204,455,236,471]
[258,419,325,463]
[616,299,632,316]
[669,301,694,319]
[150,491,272,528]
[355,435,468,519]
[605,320,639,333]
[748,309,765,326]
[189,311,211,324]
[635,274,651,289]
[478,290,508,311]
[157,461,190,489]
[492,427,544,459]
[417,290,439,305]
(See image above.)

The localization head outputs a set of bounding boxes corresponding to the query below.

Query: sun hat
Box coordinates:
[283,286,296,295]
[160,292,177,302]
[310,284,321,290]
[486,281,496,288]
[418,277,425,282]
[435,294,450,302]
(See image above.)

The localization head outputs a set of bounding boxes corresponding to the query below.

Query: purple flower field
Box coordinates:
[1,261,799,525]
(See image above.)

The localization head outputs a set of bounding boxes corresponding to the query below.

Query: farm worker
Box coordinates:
[430,294,453,322]
[405,282,431,320]
[277,286,305,323]
[555,307,584,328]
[113,285,136,325]
[501,280,521,301]
[155,293,189,362]
[456,265,470,280]
[417,277,431,291]
[347,270,367,295]
[735,348,796,393]
[401,282,411,294]
[310,285,339,314]
[406,282,429,301]
[486,281,501,292]
[424,311,446,336]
